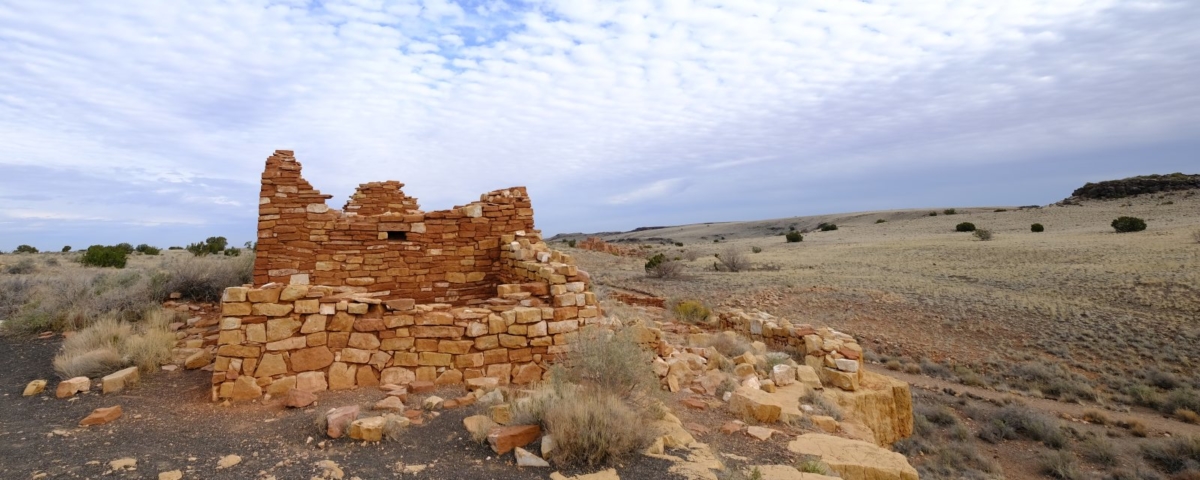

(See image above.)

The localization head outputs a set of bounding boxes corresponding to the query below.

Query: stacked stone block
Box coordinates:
[718,309,864,391]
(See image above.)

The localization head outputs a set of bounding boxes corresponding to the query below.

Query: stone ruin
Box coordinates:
[212,150,598,401]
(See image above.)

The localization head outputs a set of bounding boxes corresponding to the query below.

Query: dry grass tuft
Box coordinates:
[716,247,750,272]
[669,299,711,324]
[543,388,652,466]
[52,310,178,378]
[1040,450,1080,480]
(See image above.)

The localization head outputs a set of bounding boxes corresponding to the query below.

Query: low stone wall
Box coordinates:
[717,309,864,391]
[213,234,599,401]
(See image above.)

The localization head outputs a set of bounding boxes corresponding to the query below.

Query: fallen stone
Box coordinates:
[465,376,499,392]
[374,396,405,412]
[23,379,47,396]
[796,366,823,389]
[515,447,550,467]
[746,426,776,441]
[80,406,123,426]
[324,405,361,438]
[216,454,241,469]
[158,470,184,480]
[787,434,918,480]
[422,396,444,410]
[681,398,707,410]
[283,388,318,408]
[811,415,839,433]
[729,387,782,423]
[490,403,513,424]
[109,458,137,471]
[315,460,345,480]
[477,389,504,406]
[56,376,90,398]
[349,416,386,442]
[487,424,541,454]
[185,349,214,369]
[228,375,262,401]
[409,380,435,393]
[101,367,140,394]
[771,364,797,386]
[720,421,744,435]
[541,434,557,457]
[464,414,498,441]
[734,363,756,379]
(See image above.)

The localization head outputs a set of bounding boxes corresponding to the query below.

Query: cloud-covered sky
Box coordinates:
[2,0,1198,250]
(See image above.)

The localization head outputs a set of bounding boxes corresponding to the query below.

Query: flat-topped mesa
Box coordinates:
[253,150,575,305]
[215,150,596,401]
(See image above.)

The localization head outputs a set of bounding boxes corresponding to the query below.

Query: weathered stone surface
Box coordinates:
[324,405,361,438]
[515,447,550,467]
[824,368,859,391]
[217,454,242,469]
[487,424,541,454]
[821,372,914,446]
[812,415,839,433]
[771,364,797,386]
[80,406,123,426]
[746,426,776,441]
[284,388,317,408]
[297,371,329,393]
[743,465,839,480]
[422,396,444,410]
[549,469,619,480]
[512,363,543,385]
[229,375,263,400]
[381,367,415,386]
[349,416,386,442]
[255,353,287,378]
[23,379,47,396]
[465,376,499,392]
[185,349,215,369]
[291,346,334,372]
[796,366,823,389]
[787,434,918,480]
[835,358,860,373]
[374,396,405,412]
[328,362,356,390]
[267,317,302,342]
[102,367,140,394]
[729,387,782,423]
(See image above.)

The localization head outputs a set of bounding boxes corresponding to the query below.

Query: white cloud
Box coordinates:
[0,0,1197,246]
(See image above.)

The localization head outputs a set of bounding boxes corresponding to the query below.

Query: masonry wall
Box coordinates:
[253,150,541,305]
[718,309,865,391]
[214,233,600,400]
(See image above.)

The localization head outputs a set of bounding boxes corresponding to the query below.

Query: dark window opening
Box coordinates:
[387,231,408,241]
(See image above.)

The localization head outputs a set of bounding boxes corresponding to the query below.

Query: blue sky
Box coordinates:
[1,0,1198,250]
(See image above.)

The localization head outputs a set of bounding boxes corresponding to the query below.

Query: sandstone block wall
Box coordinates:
[254,150,553,305]
[718,309,865,391]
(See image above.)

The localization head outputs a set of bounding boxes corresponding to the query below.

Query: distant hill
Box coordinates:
[1068,173,1200,201]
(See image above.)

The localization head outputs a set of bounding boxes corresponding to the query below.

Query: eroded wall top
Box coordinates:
[253,150,536,304]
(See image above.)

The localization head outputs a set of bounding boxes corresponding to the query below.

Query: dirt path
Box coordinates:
[868,365,1200,438]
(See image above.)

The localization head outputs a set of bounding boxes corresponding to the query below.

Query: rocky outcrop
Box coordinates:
[822,371,913,447]
[787,434,917,480]
[1067,173,1199,201]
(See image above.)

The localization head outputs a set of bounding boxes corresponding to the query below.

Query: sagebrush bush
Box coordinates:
[818,223,838,232]
[801,390,843,421]
[973,229,993,241]
[644,253,683,279]
[716,247,749,272]
[567,239,576,247]
[543,388,652,465]
[1112,216,1147,233]
[751,246,762,253]
[81,245,128,268]
[875,219,887,223]
[707,332,752,358]
[1080,437,1118,466]
[1141,436,1200,473]
[978,405,1068,449]
[670,300,711,324]
[61,246,71,252]
[135,244,161,255]
[52,310,177,378]
[944,209,957,215]
[955,222,976,232]
[159,254,254,302]
[1040,450,1080,480]
[5,258,36,274]
[559,328,659,399]
[785,231,803,243]
[1032,223,1045,232]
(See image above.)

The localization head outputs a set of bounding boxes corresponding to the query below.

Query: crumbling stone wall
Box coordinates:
[213,150,598,401]
[718,309,864,391]
[254,150,545,305]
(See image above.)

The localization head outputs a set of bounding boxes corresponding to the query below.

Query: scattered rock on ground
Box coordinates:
[56,377,90,398]
[80,406,123,426]
[158,470,183,480]
[746,426,776,441]
[23,379,47,396]
[487,424,541,454]
[373,396,405,412]
[283,388,317,408]
[109,458,137,471]
[101,367,140,394]
[349,416,386,442]
[216,454,241,469]
[515,447,550,467]
[315,460,345,479]
[324,405,360,438]
[787,434,917,480]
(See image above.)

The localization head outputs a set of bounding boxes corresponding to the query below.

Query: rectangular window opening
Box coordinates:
[387,231,408,241]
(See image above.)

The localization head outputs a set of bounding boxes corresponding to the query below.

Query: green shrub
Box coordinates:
[994,209,1008,212]
[135,244,161,255]
[15,244,38,254]
[751,246,762,254]
[955,222,976,232]
[61,246,72,253]
[785,231,803,243]
[944,209,957,215]
[875,219,886,223]
[1031,223,1045,232]
[674,242,683,247]
[819,223,837,232]
[80,245,128,268]
[1112,216,1147,233]
[223,247,241,256]
[671,300,711,324]
[186,236,229,256]
[168,246,183,250]
[928,212,938,217]
[644,253,666,272]
[567,239,576,247]
[114,243,134,255]
[974,229,993,241]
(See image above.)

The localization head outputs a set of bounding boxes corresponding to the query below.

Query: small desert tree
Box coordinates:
[785,231,803,243]
[644,253,683,279]
[956,222,977,232]
[186,236,229,256]
[80,245,128,268]
[1031,223,1045,233]
[1111,217,1147,233]
[14,245,38,254]
[61,245,72,252]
